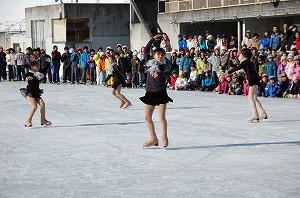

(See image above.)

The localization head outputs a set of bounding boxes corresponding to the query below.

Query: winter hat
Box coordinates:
[267,55,273,59]
[69,48,74,53]
[290,45,297,50]
[281,54,287,60]
[132,51,138,56]
[287,53,294,59]
[116,44,122,48]
[99,52,105,56]
[207,35,213,40]
[231,47,238,52]
[269,76,277,81]
[122,46,128,49]
[198,35,203,40]
[294,55,299,61]
[262,74,268,78]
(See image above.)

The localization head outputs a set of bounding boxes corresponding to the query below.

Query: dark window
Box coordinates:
[158,1,166,13]
[66,19,90,43]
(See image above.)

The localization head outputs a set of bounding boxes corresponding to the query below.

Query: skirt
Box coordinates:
[140,91,173,106]
[20,88,43,99]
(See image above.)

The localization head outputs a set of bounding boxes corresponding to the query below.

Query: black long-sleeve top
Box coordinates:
[228,58,260,86]
[144,39,171,92]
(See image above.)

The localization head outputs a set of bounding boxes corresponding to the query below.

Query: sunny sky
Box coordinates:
[0,0,127,30]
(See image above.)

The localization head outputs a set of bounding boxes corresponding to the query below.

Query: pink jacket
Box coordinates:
[294,66,300,78]
[217,80,229,93]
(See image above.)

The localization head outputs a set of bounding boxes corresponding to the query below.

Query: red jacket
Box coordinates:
[295,38,300,51]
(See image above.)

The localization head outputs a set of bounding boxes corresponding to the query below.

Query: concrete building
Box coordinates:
[0,31,26,50]
[25,3,130,53]
[130,0,300,50]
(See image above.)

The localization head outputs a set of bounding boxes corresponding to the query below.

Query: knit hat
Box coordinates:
[262,74,268,78]
[287,53,294,59]
[269,76,277,81]
[231,47,238,51]
[99,52,105,56]
[281,55,287,60]
[132,51,138,56]
[69,48,74,54]
[267,55,273,59]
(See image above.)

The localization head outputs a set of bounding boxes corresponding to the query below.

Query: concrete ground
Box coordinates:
[0,82,300,198]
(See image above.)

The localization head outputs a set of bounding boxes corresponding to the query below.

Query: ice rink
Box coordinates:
[0,82,300,198]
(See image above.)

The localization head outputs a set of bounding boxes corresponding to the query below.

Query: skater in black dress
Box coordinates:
[105,55,132,109]
[228,48,267,122]
[140,34,173,148]
[23,61,51,128]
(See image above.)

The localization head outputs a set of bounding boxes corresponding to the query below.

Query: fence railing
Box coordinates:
[158,0,291,14]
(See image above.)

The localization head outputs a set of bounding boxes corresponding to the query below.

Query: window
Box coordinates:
[158,0,166,13]
[31,20,45,48]
[66,19,90,43]
[52,19,67,43]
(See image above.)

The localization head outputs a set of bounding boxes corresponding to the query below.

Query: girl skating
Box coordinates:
[105,55,132,109]
[22,61,52,128]
[228,48,267,122]
[140,35,173,148]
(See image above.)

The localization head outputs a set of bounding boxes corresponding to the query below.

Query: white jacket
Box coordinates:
[175,77,188,90]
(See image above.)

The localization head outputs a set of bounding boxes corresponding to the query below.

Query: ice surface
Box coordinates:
[0,82,300,198]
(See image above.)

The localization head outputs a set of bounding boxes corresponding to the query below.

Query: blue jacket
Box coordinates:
[70,52,80,67]
[199,40,207,50]
[260,36,271,50]
[270,33,281,50]
[202,75,214,88]
[80,51,90,68]
[178,40,187,50]
[264,83,280,97]
[179,56,193,73]
[265,61,276,77]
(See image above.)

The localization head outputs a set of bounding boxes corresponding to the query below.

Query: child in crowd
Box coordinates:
[258,55,266,76]
[105,55,132,109]
[264,76,280,97]
[131,51,140,88]
[61,47,71,83]
[286,53,295,79]
[243,77,250,96]
[258,74,269,97]
[196,51,207,79]
[80,46,90,84]
[277,73,290,97]
[94,51,106,86]
[187,65,199,90]
[201,69,215,91]
[228,74,243,95]
[70,48,80,84]
[88,49,96,85]
[216,73,229,94]
[293,56,300,78]
[140,35,173,148]
[169,71,178,90]
[22,61,51,128]
[265,55,277,77]
[284,74,300,99]
[175,71,188,90]
[277,55,287,76]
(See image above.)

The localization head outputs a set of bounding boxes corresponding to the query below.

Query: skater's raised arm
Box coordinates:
[144,34,162,63]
